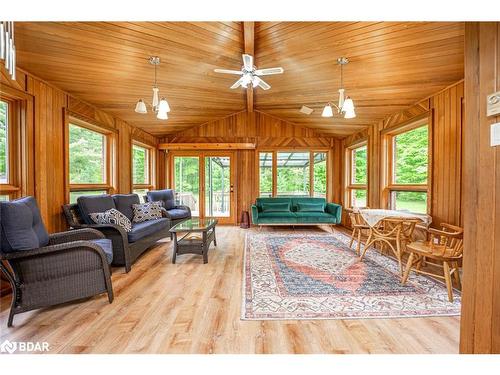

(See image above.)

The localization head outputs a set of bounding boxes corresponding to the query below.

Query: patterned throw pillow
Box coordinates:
[89,208,132,232]
[132,202,163,223]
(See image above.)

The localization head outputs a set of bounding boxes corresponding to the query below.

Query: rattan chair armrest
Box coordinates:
[49,228,105,245]
[0,241,108,264]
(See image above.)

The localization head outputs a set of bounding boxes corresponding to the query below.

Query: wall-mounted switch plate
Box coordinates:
[491,122,500,147]
[487,92,500,117]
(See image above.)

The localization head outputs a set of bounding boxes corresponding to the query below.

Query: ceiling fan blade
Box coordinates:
[230,77,244,89]
[255,77,271,90]
[214,68,243,75]
[254,67,284,76]
[242,54,254,71]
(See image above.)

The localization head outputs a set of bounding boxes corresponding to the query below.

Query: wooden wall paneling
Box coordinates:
[460,22,500,354]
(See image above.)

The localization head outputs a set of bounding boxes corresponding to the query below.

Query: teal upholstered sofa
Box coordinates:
[251,197,342,226]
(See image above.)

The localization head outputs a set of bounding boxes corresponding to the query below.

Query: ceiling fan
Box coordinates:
[214,54,284,90]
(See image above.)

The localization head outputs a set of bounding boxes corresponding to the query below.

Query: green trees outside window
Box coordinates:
[390,125,428,214]
[352,145,367,184]
[313,152,327,198]
[347,144,368,208]
[69,124,106,184]
[0,100,8,184]
[277,152,310,196]
[259,152,273,197]
[132,144,148,185]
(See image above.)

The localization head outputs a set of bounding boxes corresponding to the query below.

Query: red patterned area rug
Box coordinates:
[242,232,461,320]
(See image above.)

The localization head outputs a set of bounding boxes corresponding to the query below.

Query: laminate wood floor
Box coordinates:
[0,226,460,354]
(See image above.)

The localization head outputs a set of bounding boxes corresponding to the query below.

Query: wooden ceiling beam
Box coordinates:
[243,21,255,113]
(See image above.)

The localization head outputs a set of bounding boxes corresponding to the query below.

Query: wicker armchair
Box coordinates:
[1,197,113,327]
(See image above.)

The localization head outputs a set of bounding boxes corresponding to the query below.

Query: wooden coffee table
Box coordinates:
[169,218,218,264]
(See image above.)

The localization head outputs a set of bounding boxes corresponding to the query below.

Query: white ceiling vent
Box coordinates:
[300,106,313,115]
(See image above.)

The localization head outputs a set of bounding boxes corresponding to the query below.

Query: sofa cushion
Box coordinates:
[89,239,113,264]
[146,189,175,210]
[0,196,50,252]
[259,211,296,219]
[296,202,325,212]
[113,194,140,221]
[256,198,292,211]
[262,202,291,213]
[132,201,163,223]
[89,208,132,232]
[127,218,169,243]
[163,208,190,220]
[291,197,326,212]
[294,211,338,223]
[77,195,116,224]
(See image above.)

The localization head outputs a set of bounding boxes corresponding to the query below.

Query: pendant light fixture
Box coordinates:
[135,56,171,120]
[321,57,356,119]
[1,21,16,80]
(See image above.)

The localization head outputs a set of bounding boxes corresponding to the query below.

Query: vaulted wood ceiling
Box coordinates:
[13,22,464,137]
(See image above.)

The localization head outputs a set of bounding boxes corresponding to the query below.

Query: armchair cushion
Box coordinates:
[146,189,175,210]
[77,195,116,224]
[127,218,169,243]
[0,196,50,252]
[112,194,140,221]
[163,208,191,220]
[89,239,113,264]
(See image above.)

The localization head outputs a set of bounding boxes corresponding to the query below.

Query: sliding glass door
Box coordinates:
[172,152,235,224]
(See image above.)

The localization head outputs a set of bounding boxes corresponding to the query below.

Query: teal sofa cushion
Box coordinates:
[262,202,291,212]
[290,197,326,212]
[256,198,292,211]
[296,202,325,212]
[294,211,338,223]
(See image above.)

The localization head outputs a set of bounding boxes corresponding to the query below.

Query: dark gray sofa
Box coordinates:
[63,193,170,272]
[145,189,192,238]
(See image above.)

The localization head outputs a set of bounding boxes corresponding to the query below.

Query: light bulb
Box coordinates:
[158,97,170,113]
[344,109,356,119]
[134,99,147,114]
[322,104,334,118]
[157,109,168,120]
[342,97,355,113]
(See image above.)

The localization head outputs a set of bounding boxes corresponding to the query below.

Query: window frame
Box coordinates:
[0,89,33,201]
[66,116,117,203]
[383,117,431,214]
[345,142,368,208]
[131,140,155,195]
[256,149,330,199]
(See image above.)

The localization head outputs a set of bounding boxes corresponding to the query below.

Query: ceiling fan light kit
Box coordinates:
[134,56,171,120]
[214,54,284,91]
[321,57,356,119]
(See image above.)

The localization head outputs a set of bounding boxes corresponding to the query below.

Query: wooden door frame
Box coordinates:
[169,150,237,224]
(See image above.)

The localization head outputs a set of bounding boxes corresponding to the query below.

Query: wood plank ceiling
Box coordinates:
[12,22,464,137]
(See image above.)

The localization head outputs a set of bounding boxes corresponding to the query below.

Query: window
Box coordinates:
[0,98,19,201]
[132,143,154,201]
[259,152,273,197]
[258,150,328,198]
[346,144,367,207]
[313,152,327,198]
[387,124,429,214]
[68,122,114,203]
[0,100,8,185]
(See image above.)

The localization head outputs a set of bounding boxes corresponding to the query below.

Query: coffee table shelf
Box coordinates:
[169,218,218,264]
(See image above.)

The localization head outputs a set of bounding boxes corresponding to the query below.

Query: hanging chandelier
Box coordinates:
[135,56,170,120]
[0,21,16,80]
[321,57,356,119]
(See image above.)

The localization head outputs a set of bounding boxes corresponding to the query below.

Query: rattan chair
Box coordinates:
[348,211,371,255]
[359,217,420,275]
[402,223,463,302]
[1,197,114,327]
